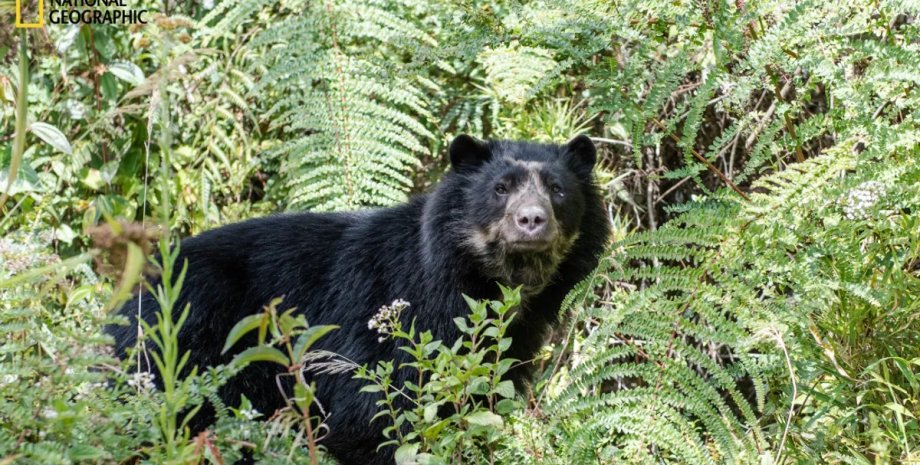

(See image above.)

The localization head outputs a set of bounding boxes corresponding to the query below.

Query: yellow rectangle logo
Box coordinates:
[15,0,44,28]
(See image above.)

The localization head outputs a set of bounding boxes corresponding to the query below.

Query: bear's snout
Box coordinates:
[503,197,558,252]
[515,205,547,235]
[510,204,557,252]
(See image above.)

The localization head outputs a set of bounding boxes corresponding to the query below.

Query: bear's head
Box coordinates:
[444,134,598,294]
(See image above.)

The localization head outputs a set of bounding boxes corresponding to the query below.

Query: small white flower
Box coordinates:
[43,408,58,419]
[240,408,260,420]
[127,371,156,392]
[367,299,410,341]
[841,181,885,220]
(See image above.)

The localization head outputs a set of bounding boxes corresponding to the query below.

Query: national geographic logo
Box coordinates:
[14,0,148,27]
[14,0,43,27]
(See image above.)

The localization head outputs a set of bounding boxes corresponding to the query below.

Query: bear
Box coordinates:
[107,134,610,464]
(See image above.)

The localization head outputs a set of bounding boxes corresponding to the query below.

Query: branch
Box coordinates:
[651,117,750,201]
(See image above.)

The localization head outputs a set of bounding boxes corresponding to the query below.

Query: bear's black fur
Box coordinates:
[108,135,609,464]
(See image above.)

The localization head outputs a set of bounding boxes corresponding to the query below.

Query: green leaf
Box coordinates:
[468,378,489,395]
[100,72,118,102]
[107,61,145,86]
[0,144,42,194]
[885,402,916,419]
[230,346,289,368]
[53,224,76,245]
[423,402,439,423]
[495,398,520,415]
[462,294,480,312]
[81,168,103,190]
[499,284,521,306]
[294,382,314,411]
[493,380,515,399]
[179,404,204,432]
[66,285,94,308]
[423,340,441,356]
[394,443,419,465]
[422,418,452,440]
[222,313,266,354]
[495,358,515,376]
[293,324,339,362]
[278,308,305,335]
[360,385,383,394]
[30,122,72,155]
[416,453,445,465]
[453,317,468,332]
[103,242,145,313]
[91,28,116,59]
[465,410,503,428]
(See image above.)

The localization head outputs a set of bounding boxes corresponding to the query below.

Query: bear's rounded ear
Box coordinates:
[564,134,597,177]
[449,134,492,173]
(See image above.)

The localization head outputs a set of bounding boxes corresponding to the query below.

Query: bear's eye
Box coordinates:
[495,184,508,195]
[551,184,564,195]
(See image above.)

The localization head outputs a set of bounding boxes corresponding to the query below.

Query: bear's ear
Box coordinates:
[449,134,492,173]
[564,134,597,177]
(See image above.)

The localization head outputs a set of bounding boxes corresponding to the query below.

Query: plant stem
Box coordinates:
[296,371,320,465]
[1,29,29,214]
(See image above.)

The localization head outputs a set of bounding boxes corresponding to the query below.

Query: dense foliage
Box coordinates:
[1,0,919,464]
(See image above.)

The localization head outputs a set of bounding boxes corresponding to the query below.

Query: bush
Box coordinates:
[356,286,525,465]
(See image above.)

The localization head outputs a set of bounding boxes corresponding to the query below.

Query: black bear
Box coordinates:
[108,135,609,464]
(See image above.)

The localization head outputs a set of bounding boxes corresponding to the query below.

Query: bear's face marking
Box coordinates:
[448,135,596,294]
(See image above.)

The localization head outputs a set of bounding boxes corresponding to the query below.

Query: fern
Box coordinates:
[542,141,917,463]
[213,0,435,211]
[479,43,558,105]
[542,197,772,464]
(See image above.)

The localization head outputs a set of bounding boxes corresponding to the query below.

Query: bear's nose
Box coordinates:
[515,206,548,236]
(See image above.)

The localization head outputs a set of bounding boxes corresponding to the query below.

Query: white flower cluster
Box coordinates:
[368,299,410,342]
[0,233,61,275]
[842,181,885,220]
[240,408,261,420]
[127,371,156,392]
[0,239,34,274]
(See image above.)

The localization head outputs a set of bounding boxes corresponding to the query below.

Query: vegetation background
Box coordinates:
[0,0,918,463]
